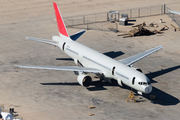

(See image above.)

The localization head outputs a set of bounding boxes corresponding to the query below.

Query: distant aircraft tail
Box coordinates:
[53,2,69,38]
[53,2,85,41]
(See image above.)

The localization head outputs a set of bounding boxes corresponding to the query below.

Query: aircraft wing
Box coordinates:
[169,10,180,15]
[26,37,59,47]
[119,45,163,66]
[15,65,102,74]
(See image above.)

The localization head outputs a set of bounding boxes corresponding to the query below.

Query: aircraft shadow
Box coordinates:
[122,82,179,106]
[103,51,124,59]
[146,65,180,80]
[143,86,179,105]
[40,81,108,91]
[40,79,179,105]
[40,82,79,86]
[144,65,180,105]
[40,65,180,105]
[56,58,74,61]
[97,79,179,105]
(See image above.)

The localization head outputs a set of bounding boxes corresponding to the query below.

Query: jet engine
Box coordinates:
[77,74,92,87]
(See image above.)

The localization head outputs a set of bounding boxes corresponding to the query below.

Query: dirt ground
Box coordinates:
[0,0,180,120]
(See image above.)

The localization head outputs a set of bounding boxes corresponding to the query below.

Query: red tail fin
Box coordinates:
[53,2,69,37]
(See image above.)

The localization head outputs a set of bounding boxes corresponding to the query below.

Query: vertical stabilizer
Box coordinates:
[53,2,69,38]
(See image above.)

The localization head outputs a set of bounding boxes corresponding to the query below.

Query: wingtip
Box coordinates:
[15,65,19,68]
[26,37,28,39]
[159,45,163,48]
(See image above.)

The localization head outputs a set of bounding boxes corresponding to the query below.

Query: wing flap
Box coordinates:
[119,45,163,66]
[15,65,102,74]
[26,37,59,47]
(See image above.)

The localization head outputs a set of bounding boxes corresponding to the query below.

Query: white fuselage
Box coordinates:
[53,35,152,93]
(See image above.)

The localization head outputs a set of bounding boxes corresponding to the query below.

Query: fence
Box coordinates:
[119,4,165,18]
[64,4,165,31]
[64,12,107,27]
[165,6,180,28]
[67,21,119,32]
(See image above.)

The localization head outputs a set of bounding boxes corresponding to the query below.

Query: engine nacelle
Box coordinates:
[77,74,92,87]
[130,66,143,73]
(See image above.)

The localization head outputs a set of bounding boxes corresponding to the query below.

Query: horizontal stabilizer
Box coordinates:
[15,65,102,74]
[119,45,163,66]
[70,29,85,41]
[26,37,59,47]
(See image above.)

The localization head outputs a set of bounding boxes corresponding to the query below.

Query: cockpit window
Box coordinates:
[138,82,150,85]
[143,82,147,85]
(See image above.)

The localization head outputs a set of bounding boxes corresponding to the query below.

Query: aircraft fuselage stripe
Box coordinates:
[66,48,78,55]
[83,56,111,71]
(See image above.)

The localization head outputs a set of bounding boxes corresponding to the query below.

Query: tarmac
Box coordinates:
[0,0,180,120]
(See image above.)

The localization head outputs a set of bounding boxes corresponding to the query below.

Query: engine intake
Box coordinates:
[77,74,92,87]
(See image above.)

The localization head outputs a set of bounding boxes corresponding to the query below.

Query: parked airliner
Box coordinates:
[16,2,163,95]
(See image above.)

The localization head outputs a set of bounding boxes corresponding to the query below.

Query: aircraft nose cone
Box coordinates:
[145,85,152,93]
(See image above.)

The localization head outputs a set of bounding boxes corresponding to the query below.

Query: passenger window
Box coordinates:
[132,77,135,85]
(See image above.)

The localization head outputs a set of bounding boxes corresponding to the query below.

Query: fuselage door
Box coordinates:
[62,42,66,51]
[132,77,135,85]
[112,66,116,75]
